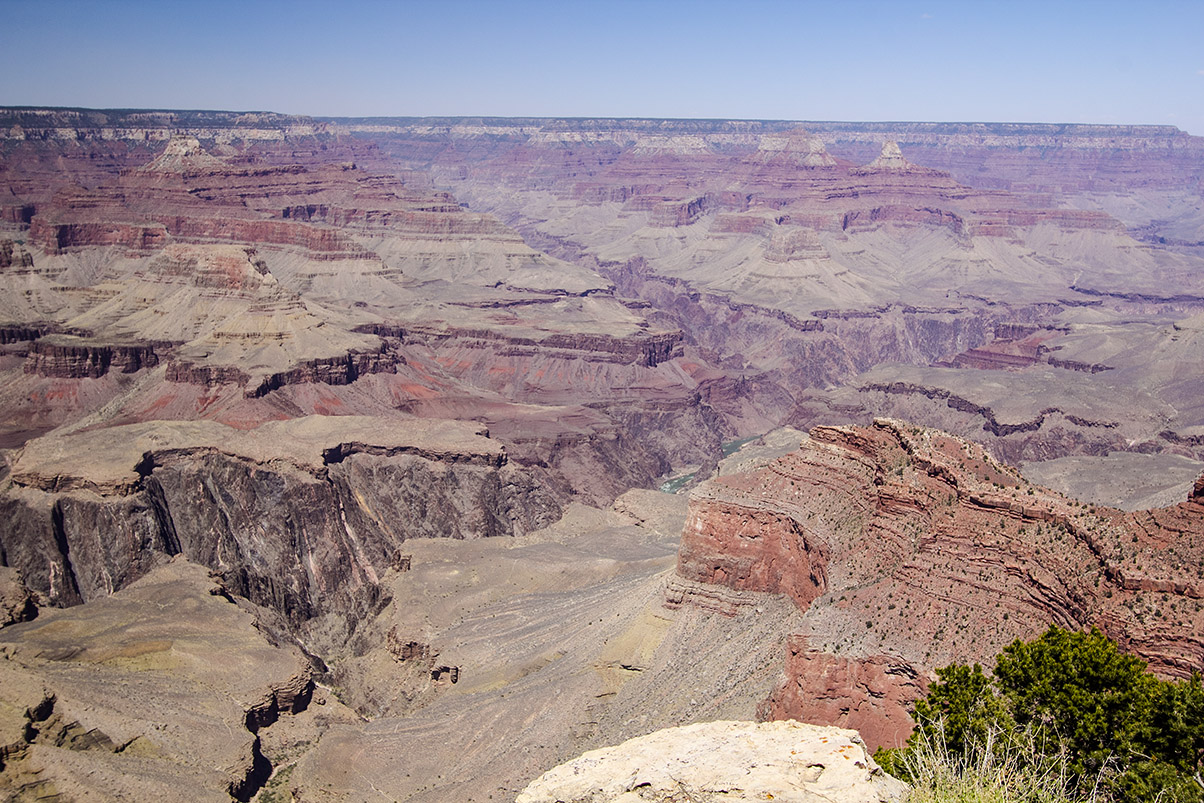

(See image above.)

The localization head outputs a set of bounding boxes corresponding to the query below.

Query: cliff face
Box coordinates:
[678,500,830,608]
[23,339,161,378]
[242,347,401,397]
[675,419,1204,747]
[760,642,924,752]
[0,417,559,641]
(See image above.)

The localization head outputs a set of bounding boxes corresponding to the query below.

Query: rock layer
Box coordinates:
[0,559,321,801]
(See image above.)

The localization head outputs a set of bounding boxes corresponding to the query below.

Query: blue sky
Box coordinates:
[2,0,1202,134]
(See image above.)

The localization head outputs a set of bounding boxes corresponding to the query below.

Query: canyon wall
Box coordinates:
[675,420,1204,747]
[0,417,559,643]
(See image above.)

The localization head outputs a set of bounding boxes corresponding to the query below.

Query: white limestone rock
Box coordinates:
[516,719,908,803]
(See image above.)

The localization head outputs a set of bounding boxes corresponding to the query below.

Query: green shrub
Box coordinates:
[911,662,1011,759]
[878,627,1204,802]
[994,626,1154,781]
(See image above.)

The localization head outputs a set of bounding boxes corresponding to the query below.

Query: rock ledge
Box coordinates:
[516,720,907,803]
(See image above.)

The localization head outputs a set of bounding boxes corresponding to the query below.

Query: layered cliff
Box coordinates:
[23,337,162,378]
[0,416,559,642]
[0,132,729,508]
[675,420,1204,747]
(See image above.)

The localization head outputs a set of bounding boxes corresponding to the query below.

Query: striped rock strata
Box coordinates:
[675,419,1204,748]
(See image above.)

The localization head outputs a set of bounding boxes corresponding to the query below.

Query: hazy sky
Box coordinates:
[2,0,1202,134]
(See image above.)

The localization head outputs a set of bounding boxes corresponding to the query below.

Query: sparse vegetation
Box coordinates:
[880,721,1080,803]
[258,763,296,803]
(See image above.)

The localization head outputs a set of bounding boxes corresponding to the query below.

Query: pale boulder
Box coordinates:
[516,720,908,803]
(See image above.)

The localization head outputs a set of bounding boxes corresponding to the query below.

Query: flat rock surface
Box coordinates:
[1022,451,1204,510]
[516,720,908,803]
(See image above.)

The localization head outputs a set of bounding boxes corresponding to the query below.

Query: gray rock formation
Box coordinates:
[0,559,328,801]
[0,416,560,644]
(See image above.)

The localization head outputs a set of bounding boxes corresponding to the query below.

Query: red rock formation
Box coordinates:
[29,218,170,253]
[759,636,924,750]
[947,346,1041,370]
[678,500,829,609]
[674,419,1204,748]
[937,326,1117,374]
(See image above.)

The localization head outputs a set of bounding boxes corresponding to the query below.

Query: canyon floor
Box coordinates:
[2,485,807,801]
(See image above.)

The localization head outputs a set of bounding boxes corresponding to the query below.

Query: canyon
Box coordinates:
[1,108,1203,800]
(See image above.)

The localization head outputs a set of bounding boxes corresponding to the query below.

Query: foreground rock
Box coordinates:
[516,720,906,803]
